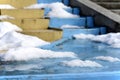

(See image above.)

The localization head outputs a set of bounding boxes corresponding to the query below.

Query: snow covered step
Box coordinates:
[2,19,49,30]
[0,9,44,19]
[62,28,101,38]
[0,0,36,8]
[49,17,86,28]
[44,8,73,16]
[22,29,63,42]
[44,8,80,16]
[37,0,62,4]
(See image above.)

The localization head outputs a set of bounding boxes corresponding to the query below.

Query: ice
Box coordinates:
[0,15,15,20]
[73,33,120,48]
[0,47,76,61]
[61,25,83,29]
[62,59,102,68]
[0,4,15,9]
[25,2,79,18]
[94,56,120,62]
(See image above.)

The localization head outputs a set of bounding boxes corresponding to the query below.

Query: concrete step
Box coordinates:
[22,29,63,42]
[91,0,120,2]
[111,9,120,14]
[49,17,95,28]
[1,19,49,30]
[95,2,120,9]
[62,27,106,38]
[0,9,44,19]
[0,0,36,8]
[49,17,86,28]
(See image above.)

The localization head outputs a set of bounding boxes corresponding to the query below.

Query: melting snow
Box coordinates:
[0,4,15,9]
[61,25,83,29]
[62,59,102,68]
[0,15,15,20]
[94,56,120,62]
[73,33,120,48]
[0,22,77,61]
[0,22,22,37]
[25,2,79,18]
[0,47,76,61]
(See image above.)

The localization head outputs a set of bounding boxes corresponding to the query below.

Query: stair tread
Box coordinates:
[95,2,120,9]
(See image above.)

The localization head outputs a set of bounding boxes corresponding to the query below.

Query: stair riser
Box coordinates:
[0,0,36,8]
[22,30,63,42]
[0,9,44,19]
[49,18,86,28]
[1,19,49,30]
[21,19,49,30]
[63,28,100,38]
[37,0,62,3]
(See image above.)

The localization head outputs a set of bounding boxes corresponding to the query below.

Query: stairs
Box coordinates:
[0,0,107,42]
[91,0,120,15]
[0,0,62,42]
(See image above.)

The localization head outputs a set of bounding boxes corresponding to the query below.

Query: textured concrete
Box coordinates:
[70,0,120,32]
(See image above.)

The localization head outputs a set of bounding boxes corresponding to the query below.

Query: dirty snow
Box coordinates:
[94,56,120,62]
[0,4,15,9]
[73,33,120,48]
[62,59,102,68]
[25,2,79,18]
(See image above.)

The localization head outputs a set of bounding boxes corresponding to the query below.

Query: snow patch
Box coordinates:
[62,59,102,68]
[0,31,50,50]
[25,2,79,18]
[94,56,120,62]
[0,22,22,37]
[0,47,76,61]
[73,33,120,48]
[0,4,15,9]
[61,25,83,29]
[0,15,15,20]
[0,22,49,50]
